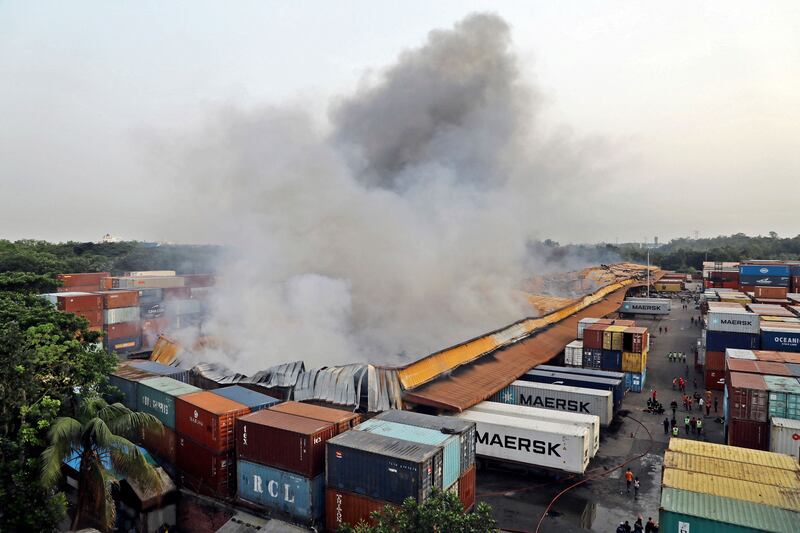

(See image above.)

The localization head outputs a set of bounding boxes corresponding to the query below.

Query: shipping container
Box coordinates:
[727,418,770,450]
[56,293,103,313]
[127,270,177,277]
[705,368,724,390]
[140,302,166,319]
[519,369,623,410]
[69,308,103,327]
[129,360,190,383]
[662,468,800,510]
[326,430,440,505]
[470,401,600,457]
[761,326,800,352]
[354,419,454,489]
[755,286,789,299]
[581,324,607,350]
[182,274,216,288]
[706,330,760,352]
[728,372,769,422]
[268,402,362,434]
[237,460,323,524]
[113,276,186,289]
[765,375,800,420]
[534,365,626,382]
[177,435,235,497]
[727,348,757,360]
[141,425,177,464]
[564,340,583,367]
[137,377,201,429]
[492,380,614,426]
[623,327,649,353]
[581,348,602,369]
[57,272,109,288]
[108,336,141,355]
[104,321,141,340]
[136,288,163,305]
[659,487,797,533]
[621,298,671,315]
[161,287,193,300]
[749,304,795,317]
[109,365,155,409]
[374,410,475,475]
[458,464,476,511]
[454,410,590,474]
[622,351,647,373]
[577,318,600,340]
[740,274,790,287]
[94,290,139,309]
[235,410,335,477]
[211,386,279,411]
[740,264,791,277]
[175,391,250,454]
[325,487,391,531]
[663,450,798,487]
[668,438,799,469]
[769,417,800,462]
[602,325,626,351]
[707,310,760,334]
[601,349,623,372]
[706,350,725,371]
[104,306,141,325]
[624,370,647,393]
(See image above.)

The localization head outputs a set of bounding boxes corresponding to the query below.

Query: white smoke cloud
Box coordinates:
[178,13,610,373]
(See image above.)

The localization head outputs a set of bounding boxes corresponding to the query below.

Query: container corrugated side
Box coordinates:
[659,487,797,533]
[622,351,646,373]
[457,464,476,511]
[707,310,760,334]
[491,380,613,426]
[661,469,800,511]
[211,385,280,411]
[175,391,251,453]
[519,369,623,410]
[577,318,599,340]
[237,460,324,524]
[536,364,625,381]
[325,487,391,531]
[109,366,155,409]
[137,377,201,429]
[176,435,235,498]
[668,437,800,470]
[663,450,799,488]
[765,375,800,420]
[769,417,800,461]
[104,306,141,325]
[268,401,362,434]
[729,372,769,422]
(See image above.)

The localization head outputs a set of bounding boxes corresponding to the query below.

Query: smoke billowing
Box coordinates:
[179,13,609,373]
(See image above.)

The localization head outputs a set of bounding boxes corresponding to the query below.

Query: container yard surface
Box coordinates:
[477,284,732,532]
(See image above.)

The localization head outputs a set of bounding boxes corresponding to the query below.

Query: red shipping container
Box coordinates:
[175,391,250,454]
[235,410,336,478]
[268,401,362,434]
[458,464,476,511]
[705,351,725,371]
[72,309,104,327]
[95,290,139,309]
[582,324,608,350]
[183,274,216,288]
[57,285,101,293]
[792,276,800,291]
[57,272,110,289]
[142,425,177,464]
[728,372,768,422]
[177,434,235,498]
[57,293,103,312]
[104,321,141,340]
[100,277,113,290]
[704,368,724,390]
[727,418,769,451]
[162,287,192,300]
[625,327,649,353]
[754,286,788,299]
[325,487,390,531]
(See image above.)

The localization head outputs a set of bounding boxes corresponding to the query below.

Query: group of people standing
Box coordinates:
[616,515,659,533]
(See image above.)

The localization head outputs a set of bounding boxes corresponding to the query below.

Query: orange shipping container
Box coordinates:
[754,286,788,299]
[268,401,362,434]
[57,272,110,289]
[458,464,476,511]
[72,309,104,327]
[104,321,141,340]
[57,293,103,313]
[325,488,390,531]
[95,290,139,309]
[175,392,251,454]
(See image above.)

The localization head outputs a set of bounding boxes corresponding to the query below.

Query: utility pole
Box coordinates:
[647,248,651,298]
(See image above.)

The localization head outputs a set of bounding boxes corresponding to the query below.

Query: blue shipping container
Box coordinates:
[237,460,324,524]
[211,385,280,411]
[520,369,623,411]
[624,370,647,393]
[582,348,602,369]
[705,330,759,352]
[108,335,141,355]
[141,302,166,319]
[601,350,623,372]
[760,328,800,352]
[740,264,791,277]
[354,419,458,490]
[739,275,790,287]
[129,360,190,383]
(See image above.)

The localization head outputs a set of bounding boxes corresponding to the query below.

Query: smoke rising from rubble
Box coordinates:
[183,13,611,373]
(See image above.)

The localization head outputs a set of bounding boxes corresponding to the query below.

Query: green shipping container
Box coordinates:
[659,487,798,533]
[137,376,200,429]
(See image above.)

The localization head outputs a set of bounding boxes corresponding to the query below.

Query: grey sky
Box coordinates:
[1,1,798,244]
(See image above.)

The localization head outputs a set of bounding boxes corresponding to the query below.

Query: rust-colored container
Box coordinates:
[100,277,113,290]
[104,321,141,340]
[95,290,139,309]
[754,286,789,299]
[57,285,100,293]
[728,372,768,422]
[182,274,216,288]
[582,324,608,350]
[705,351,725,371]
[175,391,250,454]
[235,410,336,477]
[268,401,362,434]
[57,293,103,312]
[740,284,755,293]
[72,309,104,327]
[57,272,110,289]
[177,434,235,498]
[727,418,770,450]
[458,464,476,511]
[142,425,177,464]
[626,327,649,353]
[325,487,390,531]
[705,368,724,390]
[162,286,192,300]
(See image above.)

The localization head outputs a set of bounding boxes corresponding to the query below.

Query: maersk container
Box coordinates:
[765,375,800,420]
[374,410,475,475]
[706,330,759,352]
[770,417,800,461]
[129,360,190,383]
[564,340,583,366]
[621,298,670,315]
[454,410,590,474]
[577,318,599,340]
[136,376,201,429]
[237,460,324,524]
[104,306,141,325]
[491,380,614,426]
[582,348,602,369]
[520,369,623,410]
[326,430,441,505]
[212,385,279,411]
[761,326,800,352]
[601,349,623,372]
[354,419,454,489]
[470,401,600,458]
[659,487,797,533]
[707,310,760,334]
[624,370,646,393]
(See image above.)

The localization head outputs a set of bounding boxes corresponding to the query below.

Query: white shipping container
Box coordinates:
[725,348,757,360]
[455,410,590,474]
[492,381,614,426]
[470,401,600,457]
[126,270,177,277]
[769,417,800,462]
[621,298,671,315]
[707,310,760,334]
[39,291,92,305]
[564,340,584,367]
[113,276,185,289]
[577,319,599,340]
[104,306,141,324]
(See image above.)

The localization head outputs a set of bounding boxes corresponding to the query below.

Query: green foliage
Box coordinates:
[340,489,497,533]
[0,271,60,293]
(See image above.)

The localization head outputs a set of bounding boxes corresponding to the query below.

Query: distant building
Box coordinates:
[101,233,121,243]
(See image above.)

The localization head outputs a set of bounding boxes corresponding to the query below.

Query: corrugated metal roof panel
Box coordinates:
[661,469,800,511]
[668,438,800,471]
[660,487,799,533]
[663,451,800,488]
[729,372,768,390]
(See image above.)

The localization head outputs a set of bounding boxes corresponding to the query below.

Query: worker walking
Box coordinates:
[634,477,640,499]
[699,397,704,413]
[670,400,678,418]
[684,415,690,434]
[625,468,634,493]
[663,417,670,435]
[714,396,718,413]
[672,377,677,390]
[696,418,703,435]
[672,425,679,437]
[690,416,697,434]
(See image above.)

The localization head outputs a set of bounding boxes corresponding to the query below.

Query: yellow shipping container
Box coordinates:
[663,451,800,488]
[622,351,647,373]
[661,469,800,512]
[668,438,800,471]
[655,282,682,292]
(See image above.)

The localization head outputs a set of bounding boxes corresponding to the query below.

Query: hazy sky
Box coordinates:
[2,1,798,244]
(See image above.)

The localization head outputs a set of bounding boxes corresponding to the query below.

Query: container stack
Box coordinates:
[621,327,649,392]
[136,376,202,464]
[582,323,649,392]
[659,438,800,532]
[704,307,760,390]
[739,263,791,294]
[564,340,583,367]
[519,369,624,411]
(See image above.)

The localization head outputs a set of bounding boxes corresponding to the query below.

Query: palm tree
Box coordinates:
[41,397,164,532]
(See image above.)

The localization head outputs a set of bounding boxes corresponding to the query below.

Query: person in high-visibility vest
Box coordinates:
[696,418,703,435]
[672,425,679,437]
[684,415,690,434]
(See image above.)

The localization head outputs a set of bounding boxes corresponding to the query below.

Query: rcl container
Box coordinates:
[211,385,280,411]
[727,418,770,450]
[235,410,335,477]
[326,430,441,505]
[492,380,614,426]
[177,434,236,498]
[176,391,251,453]
[237,460,324,525]
[373,409,476,476]
[454,410,590,474]
[95,290,139,309]
[728,372,769,422]
[268,401,362,434]
[769,417,800,460]
[137,377,201,429]
[57,293,103,312]
[325,487,391,532]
